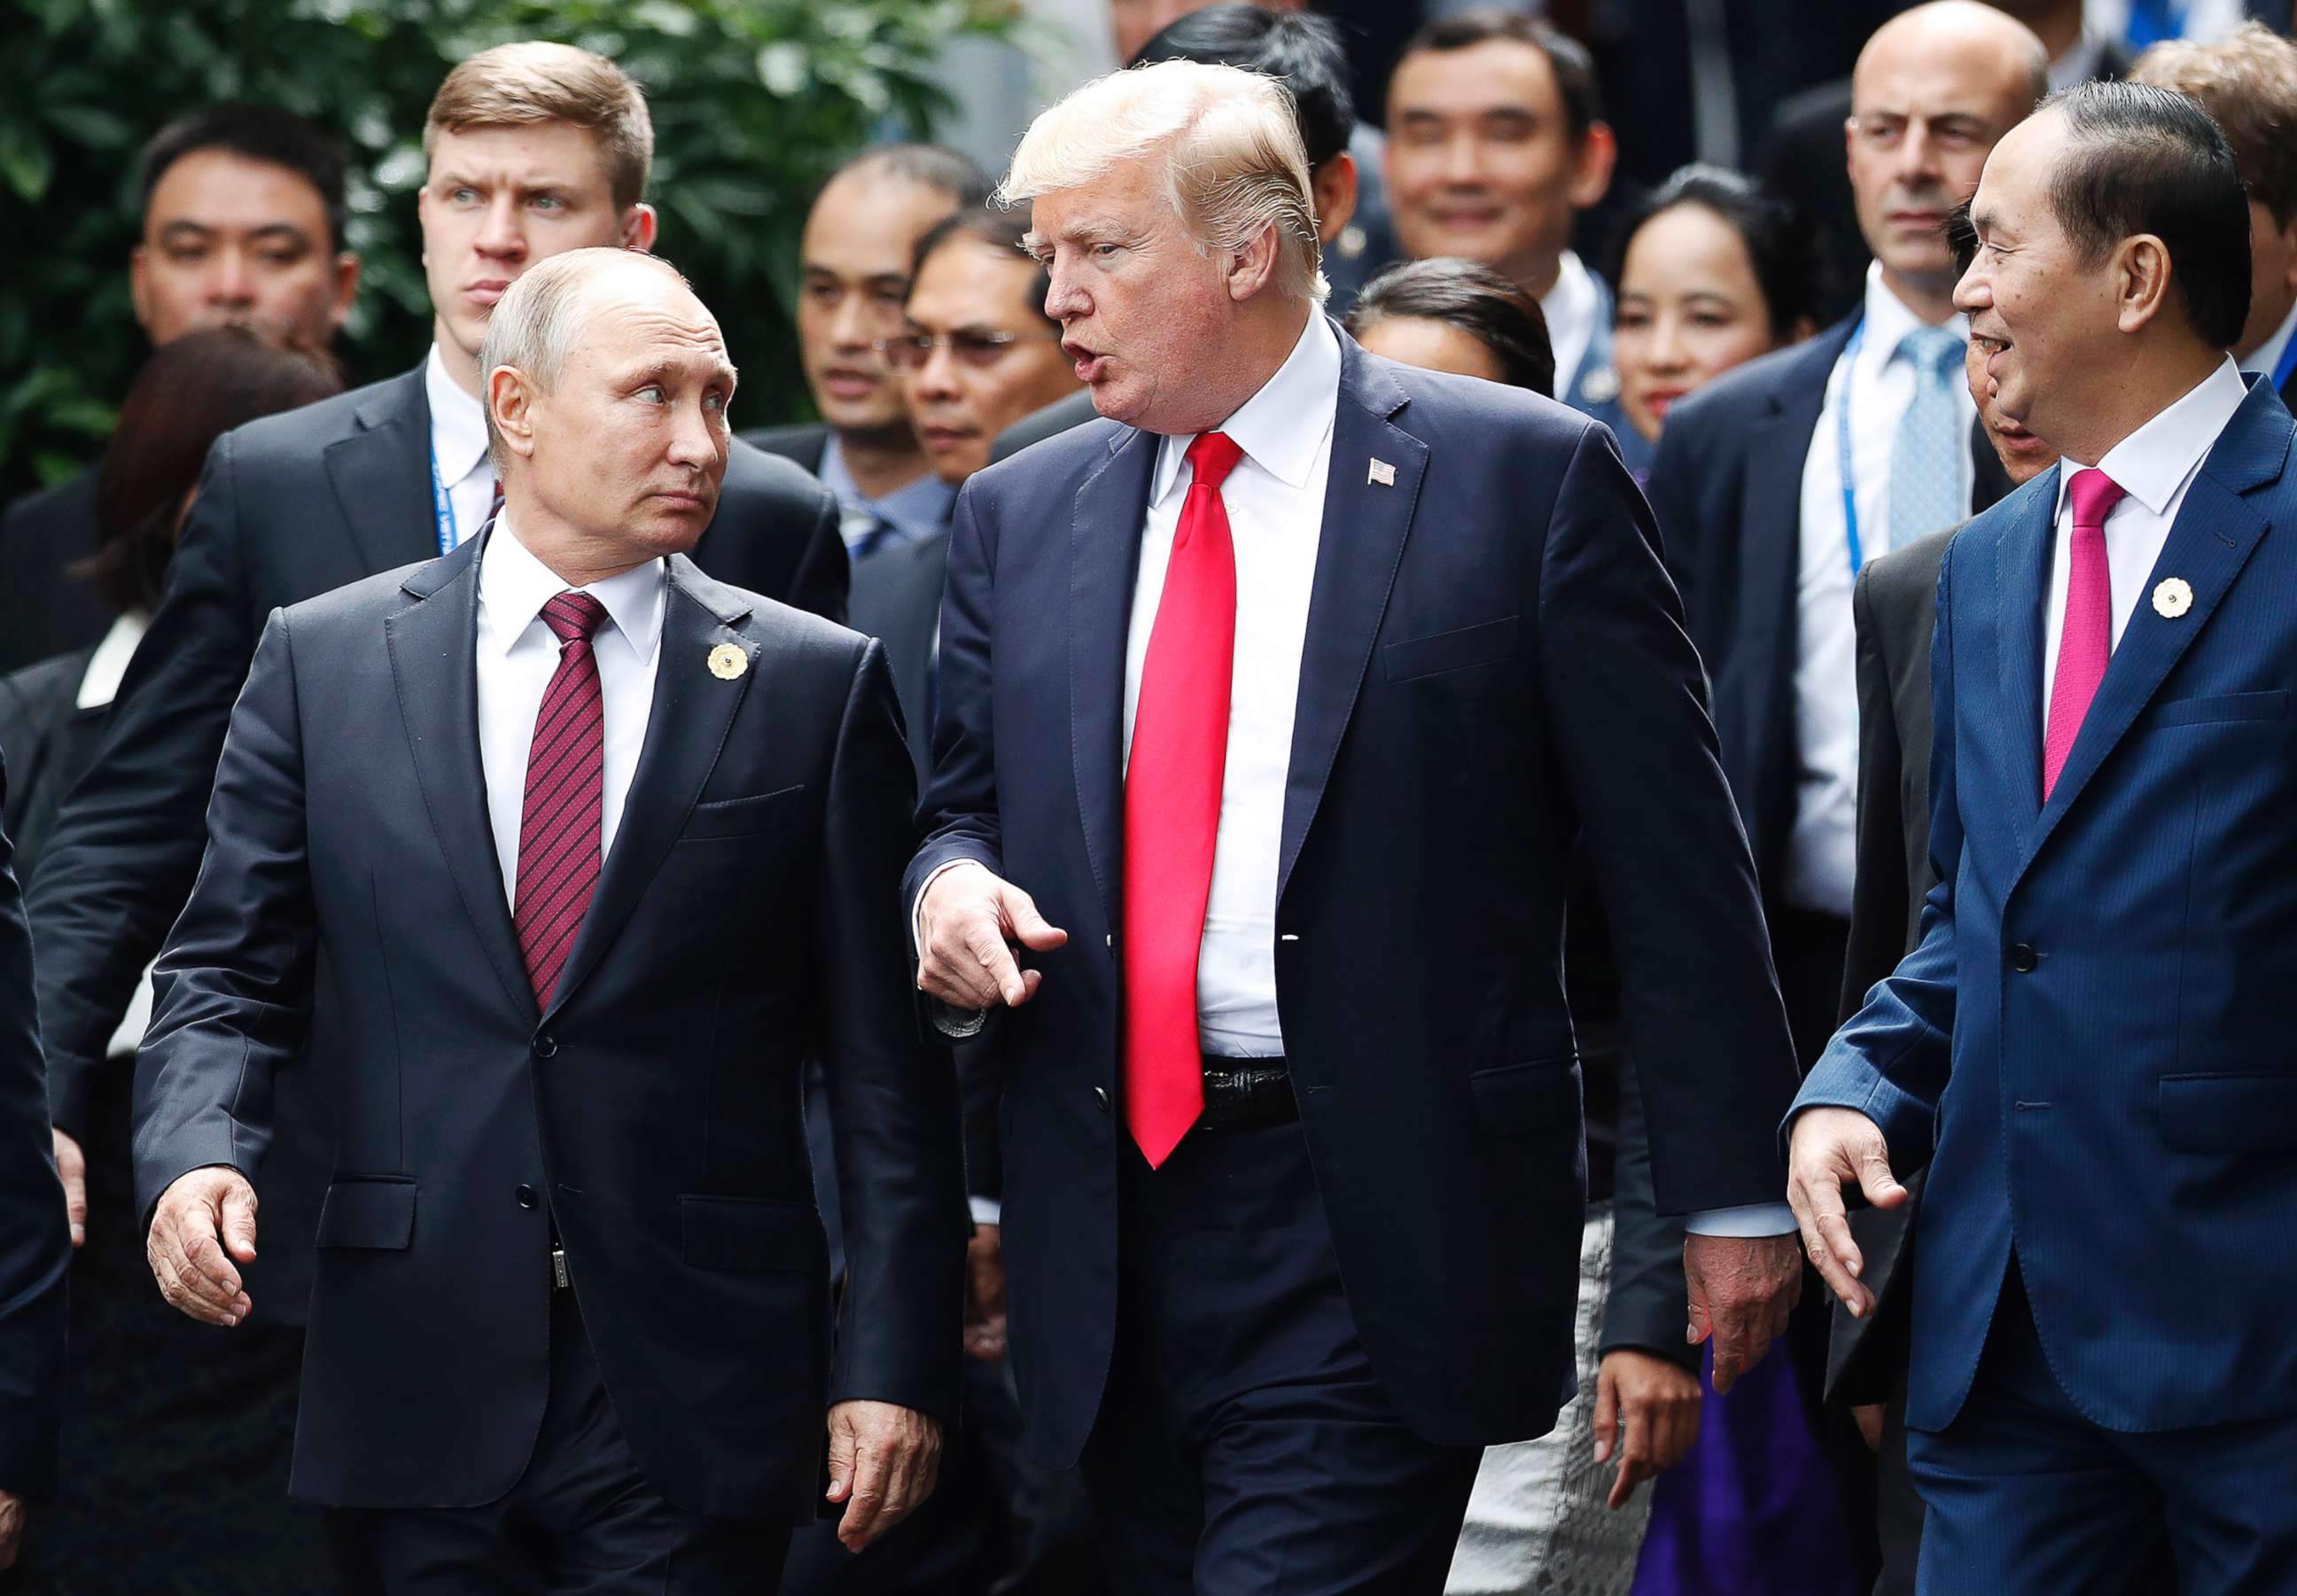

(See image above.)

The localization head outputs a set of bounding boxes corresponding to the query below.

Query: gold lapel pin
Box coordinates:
[707,642,748,680]
[2153,577,2193,620]
[1367,458,1396,487]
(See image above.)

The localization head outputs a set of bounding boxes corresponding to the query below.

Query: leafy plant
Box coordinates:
[0,0,1016,501]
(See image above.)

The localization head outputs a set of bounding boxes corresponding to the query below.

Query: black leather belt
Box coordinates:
[1198,1057,1296,1132]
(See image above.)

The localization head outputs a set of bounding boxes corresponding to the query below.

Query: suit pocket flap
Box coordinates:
[2142,690,2289,730]
[681,783,806,842]
[2158,1073,2297,1153]
[1468,1056,1581,1139]
[1382,616,1521,682]
[315,1178,416,1250]
[680,1195,828,1273]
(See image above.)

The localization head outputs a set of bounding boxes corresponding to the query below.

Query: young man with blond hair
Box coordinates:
[907,58,1803,1594]
[26,49,848,1580]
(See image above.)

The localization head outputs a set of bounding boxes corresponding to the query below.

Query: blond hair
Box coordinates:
[479,248,693,470]
[1001,59,1326,304]
[425,42,653,211]
[2130,23,2297,225]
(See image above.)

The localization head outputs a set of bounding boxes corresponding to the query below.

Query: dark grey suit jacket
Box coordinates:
[0,469,107,673]
[739,421,829,477]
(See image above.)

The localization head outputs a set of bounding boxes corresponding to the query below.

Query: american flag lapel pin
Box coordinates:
[1367,457,1396,487]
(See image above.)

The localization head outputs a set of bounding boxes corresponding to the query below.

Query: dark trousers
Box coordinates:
[1081,1122,1482,1596]
[1910,1263,2249,1596]
[329,1294,791,1595]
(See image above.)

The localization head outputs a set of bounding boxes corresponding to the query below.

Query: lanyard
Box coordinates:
[1836,316,1868,579]
[428,444,461,556]
[2270,333,2297,399]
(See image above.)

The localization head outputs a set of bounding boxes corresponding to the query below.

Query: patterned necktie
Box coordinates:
[1886,324,1967,550]
[2043,469,2127,802]
[515,591,610,1006]
[1123,431,1245,1168]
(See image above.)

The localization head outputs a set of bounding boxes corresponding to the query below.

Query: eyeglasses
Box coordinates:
[873,328,1063,371]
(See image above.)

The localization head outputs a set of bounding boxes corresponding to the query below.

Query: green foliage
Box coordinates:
[0,0,1016,501]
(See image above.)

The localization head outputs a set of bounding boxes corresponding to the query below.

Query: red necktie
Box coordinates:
[1123,432,1245,1167]
[2043,468,2127,801]
[516,591,609,1006]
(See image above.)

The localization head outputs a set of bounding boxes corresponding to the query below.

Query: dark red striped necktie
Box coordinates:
[516,590,609,1007]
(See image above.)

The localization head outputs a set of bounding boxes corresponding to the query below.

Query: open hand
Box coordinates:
[825,1400,941,1553]
[147,1165,258,1327]
[1786,1106,1910,1318]
[916,864,1066,1011]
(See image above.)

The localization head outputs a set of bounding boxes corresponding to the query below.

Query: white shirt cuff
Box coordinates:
[1685,1201,1798,1237]
[969,1196,1002,1227]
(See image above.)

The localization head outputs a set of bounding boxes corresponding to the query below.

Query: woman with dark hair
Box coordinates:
[0,322,338,1591]
[1345,256,1558,398]
[1608,164,1821,475]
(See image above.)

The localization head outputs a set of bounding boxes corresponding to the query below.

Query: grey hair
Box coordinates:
[479,246,691,470]
[1000,59,1327,304]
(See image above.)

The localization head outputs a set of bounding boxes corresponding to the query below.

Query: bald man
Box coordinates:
[132,248,962,1594]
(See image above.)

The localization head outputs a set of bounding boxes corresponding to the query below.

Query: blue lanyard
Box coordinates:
[2270,333,2297,398]
[1836,316,1868,578]
[428,444,460,556]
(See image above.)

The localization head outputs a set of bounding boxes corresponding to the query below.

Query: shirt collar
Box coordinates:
[1541,250,1599,388]
[2053,356,2249,521]
[425,343,492,487]
[1150,312,1341,506]
[2239,293,2297,384]
[478,512,668,664]
[1860,260,1967,362]
[819,433,956,545]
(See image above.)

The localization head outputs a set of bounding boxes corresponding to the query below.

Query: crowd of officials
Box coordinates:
[2,1,2295,1592]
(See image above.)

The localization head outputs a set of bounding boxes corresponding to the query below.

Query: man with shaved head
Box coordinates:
[132,247,962,1592]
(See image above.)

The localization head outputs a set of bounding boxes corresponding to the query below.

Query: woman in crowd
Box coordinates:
[1347,256,1700,1596]
[0,323,339,1591]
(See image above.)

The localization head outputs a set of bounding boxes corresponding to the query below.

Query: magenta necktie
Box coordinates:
[516,591,609,1006]
[2042,468,2128,801]
[1123,431,1245,1168]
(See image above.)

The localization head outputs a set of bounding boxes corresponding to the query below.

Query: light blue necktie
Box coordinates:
[1885,325,1966,551]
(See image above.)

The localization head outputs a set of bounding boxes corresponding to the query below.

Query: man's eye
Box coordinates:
[635,385,666,403]
[530,195,565,213]
[452,187,480,204]
[703,392,727,413]
[164,245,210,264]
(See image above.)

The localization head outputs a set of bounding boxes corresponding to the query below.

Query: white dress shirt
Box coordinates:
[2041,358,2247,705]
[475,516,667,900]
[1542,250,1601,403]
[82,613,156,1061]
[2239,294,2297,390]
[1787,263,1974,918]
[427,344,497,551]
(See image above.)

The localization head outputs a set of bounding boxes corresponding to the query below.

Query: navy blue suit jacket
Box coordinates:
[906,324,1801,1468]
[1795,377,2297,1435]
[132,535,962,1517]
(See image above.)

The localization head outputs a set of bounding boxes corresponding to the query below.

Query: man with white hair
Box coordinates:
[907,60,1804,1592]
[131,247,962,1593]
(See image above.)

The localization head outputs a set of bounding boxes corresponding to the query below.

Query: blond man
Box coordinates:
[27,44,850,1545]
[907,59,1803,1594]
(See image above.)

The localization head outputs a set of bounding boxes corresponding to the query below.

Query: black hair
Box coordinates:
[1393,11,1602,143]
[2038,81,2251,349]
[909,201,1054,329]
[1130,4,1356,171]
[1344,256,1556,397]
[1609,164,1819,341]
[139,105,349,253]
[824,143,994,209]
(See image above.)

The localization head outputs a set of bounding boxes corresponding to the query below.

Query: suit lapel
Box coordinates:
[328,365,437,575]
[385,535,533,1022]
[1989,470,2057,853]
[2019,385,2288,870]
[1276,341,1425,907]
[541,558,755,1023]
[1069,429,1157,934]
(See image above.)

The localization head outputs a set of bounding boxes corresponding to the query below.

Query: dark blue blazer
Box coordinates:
[132,534,963,1517]
[1795,377,2297,1435]
[906,325,1801,1468]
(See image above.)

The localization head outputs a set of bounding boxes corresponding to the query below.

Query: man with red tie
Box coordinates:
[907,60,1805,1594]
[1789,84,2297,1592]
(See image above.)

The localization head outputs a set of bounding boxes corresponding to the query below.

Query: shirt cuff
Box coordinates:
[969,1196,1001,1227]
[1685,1201,1797,1237]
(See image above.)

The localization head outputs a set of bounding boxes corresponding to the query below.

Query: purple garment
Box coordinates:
[1630,1343,1859,1596]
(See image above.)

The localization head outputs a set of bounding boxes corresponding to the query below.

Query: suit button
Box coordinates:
[533,1033,558,1058]
[515,1184,539,1210]
[1093,1086,1110,1114]
[2009,944,2037,973]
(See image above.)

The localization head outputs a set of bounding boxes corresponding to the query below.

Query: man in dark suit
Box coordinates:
[0,105,362,673]
[1763,0,2131,323]
[2128,24,2297,415]
[0,777,70,1573]
[909,60,1804,1594]
[29,43,846,1333]
[134,248,958,1591]
[1791,83,2297,1592]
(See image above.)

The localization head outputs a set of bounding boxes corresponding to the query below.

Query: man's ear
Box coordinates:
[1569,121,1618,211]
[2114,234,2175,335]
[621,204,659,253]
[128,244,155,338]
[1226,223,1285,303]
[1312,152,1359,246]
[490,364,541,461]
[327,253,362,334]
